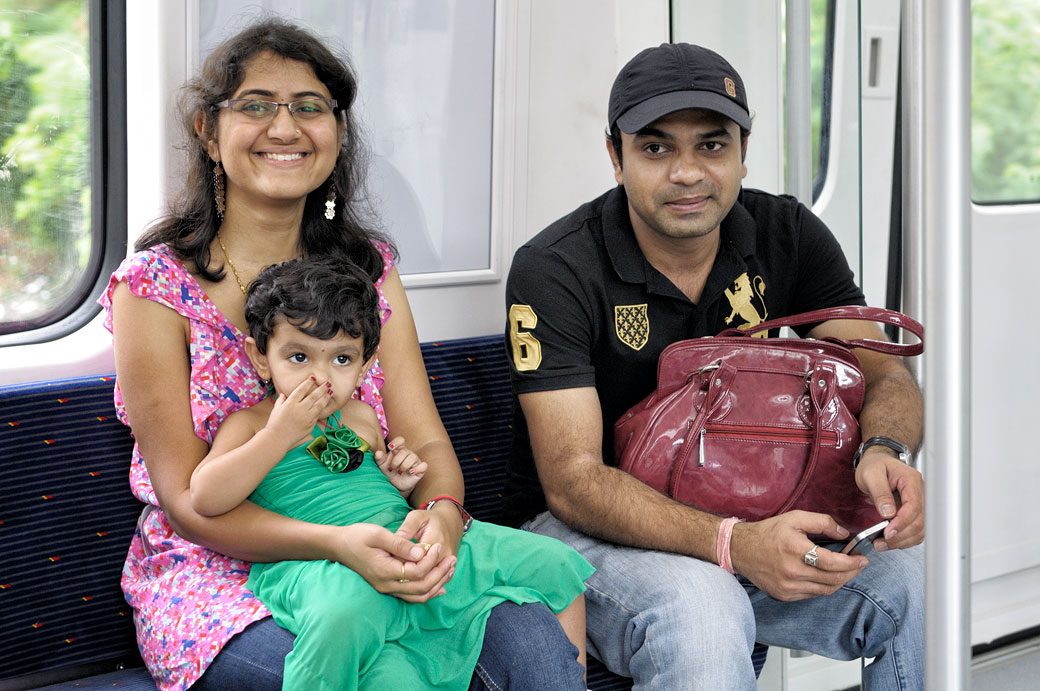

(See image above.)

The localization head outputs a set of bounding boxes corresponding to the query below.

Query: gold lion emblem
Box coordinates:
[724,273,768,337]
[615,304,649,351]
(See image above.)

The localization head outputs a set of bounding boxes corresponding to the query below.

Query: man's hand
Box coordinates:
[730,511,868,601]
[855,449,925,550]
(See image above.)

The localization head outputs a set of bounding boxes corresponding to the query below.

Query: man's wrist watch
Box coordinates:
[853,435,913,470]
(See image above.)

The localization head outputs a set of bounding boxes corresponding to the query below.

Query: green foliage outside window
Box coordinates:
[972,0,1040,203]
[0,0,89,325]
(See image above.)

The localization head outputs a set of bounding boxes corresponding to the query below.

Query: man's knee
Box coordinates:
[584,555,757,671]
[632,570,754,649]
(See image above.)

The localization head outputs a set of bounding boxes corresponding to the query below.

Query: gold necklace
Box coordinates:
[216,232,248,296]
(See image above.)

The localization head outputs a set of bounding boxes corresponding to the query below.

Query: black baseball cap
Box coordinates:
[608,43,751,134]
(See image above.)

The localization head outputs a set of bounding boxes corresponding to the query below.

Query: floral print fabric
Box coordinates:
[99,242,394,690]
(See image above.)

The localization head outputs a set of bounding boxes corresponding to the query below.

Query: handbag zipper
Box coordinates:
[697,424,839,466]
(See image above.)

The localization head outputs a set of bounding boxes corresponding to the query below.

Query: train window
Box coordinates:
[971,0,1040,204]
[198,1,495,276]
[0,1,126,344]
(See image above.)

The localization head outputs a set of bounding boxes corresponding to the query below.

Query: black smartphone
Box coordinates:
[840,520,890,555]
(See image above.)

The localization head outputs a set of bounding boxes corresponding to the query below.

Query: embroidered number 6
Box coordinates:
[508,304,542,371]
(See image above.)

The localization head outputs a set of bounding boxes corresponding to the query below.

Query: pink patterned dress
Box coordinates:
[99,242,395,690]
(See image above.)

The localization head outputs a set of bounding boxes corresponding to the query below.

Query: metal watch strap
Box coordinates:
[853,435,913,469]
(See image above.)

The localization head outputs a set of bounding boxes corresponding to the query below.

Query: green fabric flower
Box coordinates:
[306,425,371,473]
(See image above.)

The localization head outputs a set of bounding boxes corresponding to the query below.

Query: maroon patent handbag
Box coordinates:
[614,305,924,534]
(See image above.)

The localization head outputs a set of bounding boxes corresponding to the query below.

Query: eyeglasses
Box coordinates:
[215,98,338,121]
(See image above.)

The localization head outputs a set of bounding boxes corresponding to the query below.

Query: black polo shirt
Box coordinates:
[501,185,865,526]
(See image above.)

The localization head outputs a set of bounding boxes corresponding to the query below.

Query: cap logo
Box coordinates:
[724,77,737,98]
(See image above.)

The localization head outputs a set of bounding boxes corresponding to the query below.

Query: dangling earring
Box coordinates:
[213,163,226,221]
[324,184,336,220]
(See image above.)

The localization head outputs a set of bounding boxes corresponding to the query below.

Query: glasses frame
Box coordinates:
[215,97,339,122]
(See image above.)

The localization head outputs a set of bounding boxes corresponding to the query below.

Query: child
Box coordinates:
[189,257,592,691]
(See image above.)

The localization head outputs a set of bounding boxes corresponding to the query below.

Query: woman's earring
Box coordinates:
[213,163,226,221]
[324,185,336,220]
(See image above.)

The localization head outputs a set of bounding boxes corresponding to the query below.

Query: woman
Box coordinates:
[103,18,585,690]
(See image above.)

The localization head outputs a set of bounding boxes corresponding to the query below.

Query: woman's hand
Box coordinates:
[396,505,464,560]
[329,522,456,603]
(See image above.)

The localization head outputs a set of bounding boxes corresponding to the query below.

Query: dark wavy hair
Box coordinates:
[136,17,394,283]
[244,256,381,361]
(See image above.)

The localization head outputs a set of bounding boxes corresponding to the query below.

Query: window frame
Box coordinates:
[0,0,127,347]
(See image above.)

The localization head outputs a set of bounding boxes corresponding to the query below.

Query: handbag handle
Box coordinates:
[716,305,924,357]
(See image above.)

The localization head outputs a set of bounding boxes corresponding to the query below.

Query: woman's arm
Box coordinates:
[374,269,467,550]
[111,282,453,600]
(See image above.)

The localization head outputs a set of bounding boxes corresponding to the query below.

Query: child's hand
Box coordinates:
[374,437,428,495]
[267,376,330,445]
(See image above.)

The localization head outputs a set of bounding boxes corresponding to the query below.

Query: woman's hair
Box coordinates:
[136,16,394,282]
[244,256,381,362]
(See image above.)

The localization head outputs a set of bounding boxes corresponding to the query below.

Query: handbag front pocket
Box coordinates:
[669,422,840,520]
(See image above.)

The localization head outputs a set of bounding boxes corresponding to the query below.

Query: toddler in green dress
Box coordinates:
[189,257,592,691]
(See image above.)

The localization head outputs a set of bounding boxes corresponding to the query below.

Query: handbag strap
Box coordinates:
[772,363,836,516]
[716,305,924,357]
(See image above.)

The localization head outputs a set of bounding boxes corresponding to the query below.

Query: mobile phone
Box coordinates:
[840,520,890,555]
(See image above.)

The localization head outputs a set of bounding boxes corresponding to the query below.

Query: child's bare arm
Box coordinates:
[191,378,329,516]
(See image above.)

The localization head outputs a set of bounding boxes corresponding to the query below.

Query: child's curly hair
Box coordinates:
[244,256,381,361]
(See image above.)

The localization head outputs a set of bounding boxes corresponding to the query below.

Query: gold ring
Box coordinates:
[397,562,408,583]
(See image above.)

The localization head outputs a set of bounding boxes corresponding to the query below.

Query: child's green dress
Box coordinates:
[246,413,593,691]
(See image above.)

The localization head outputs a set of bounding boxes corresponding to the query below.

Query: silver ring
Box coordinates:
[803,545,820,568]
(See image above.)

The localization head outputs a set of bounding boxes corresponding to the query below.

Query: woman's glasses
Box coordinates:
[216,98,338,122]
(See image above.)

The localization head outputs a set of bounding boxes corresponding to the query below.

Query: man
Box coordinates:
[504,43,924,689]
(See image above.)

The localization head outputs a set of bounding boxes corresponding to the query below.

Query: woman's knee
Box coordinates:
[194,618,292,691]
[471,601,585,690]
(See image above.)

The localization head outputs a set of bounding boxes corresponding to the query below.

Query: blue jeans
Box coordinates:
[194,599,585,690]
[526,510,924,691]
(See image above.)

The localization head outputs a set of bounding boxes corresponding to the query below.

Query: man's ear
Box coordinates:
[606,137,623,186]
[195,112,221,162]
[245,337,270,380]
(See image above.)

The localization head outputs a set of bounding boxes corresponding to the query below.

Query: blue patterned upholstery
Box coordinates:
[0,336,766,689]
[0,376,142,688]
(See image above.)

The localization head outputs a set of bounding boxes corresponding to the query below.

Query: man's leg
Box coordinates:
[747,543,924,691]
[526,511,759,691]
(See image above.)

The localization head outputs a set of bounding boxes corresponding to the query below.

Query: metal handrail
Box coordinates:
[784,0,813,204]
[903,0,973,688]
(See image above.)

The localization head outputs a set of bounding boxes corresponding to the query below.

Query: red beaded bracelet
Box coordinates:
[420,495,473,533]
